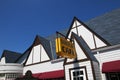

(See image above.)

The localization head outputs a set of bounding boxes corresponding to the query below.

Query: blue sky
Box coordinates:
[0,0,120,56]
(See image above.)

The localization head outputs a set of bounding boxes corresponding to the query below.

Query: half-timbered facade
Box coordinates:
[0,9,120,80]
[64,17,108,80]
[22,35,65,79]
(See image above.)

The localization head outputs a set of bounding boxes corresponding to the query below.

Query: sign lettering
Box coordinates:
[56,37,76,59]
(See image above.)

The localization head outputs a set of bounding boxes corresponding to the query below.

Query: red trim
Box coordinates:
[33,70,64,79]
[102,60,120,73]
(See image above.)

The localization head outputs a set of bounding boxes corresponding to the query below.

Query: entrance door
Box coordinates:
[106,72,120,80]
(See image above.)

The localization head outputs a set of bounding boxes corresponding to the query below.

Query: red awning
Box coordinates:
[102,60,120,73]
[33,70,64,79]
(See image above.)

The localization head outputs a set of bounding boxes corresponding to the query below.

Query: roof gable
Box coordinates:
[66,17,111,50]
[24,35,52,66]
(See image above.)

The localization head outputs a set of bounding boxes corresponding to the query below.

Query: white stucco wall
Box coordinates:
[0,63,23,73]
[23,58,64,75]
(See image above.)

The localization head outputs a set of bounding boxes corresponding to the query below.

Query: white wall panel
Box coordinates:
[41,45,50,61]
[26,44,50,65]
[72,21,76,28]
[78,25,95,49]
[26,49,33,65]
[33,45,40,63]
[74,39,87,59]
[94,36,106,48]
[68,28,77,39]
[0,57,6,64]
[76,20,81,26]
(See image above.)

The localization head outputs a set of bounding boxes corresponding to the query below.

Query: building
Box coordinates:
[0,9,120,80]
[0,50,23,80]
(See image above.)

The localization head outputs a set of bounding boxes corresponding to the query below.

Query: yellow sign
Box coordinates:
[56,37,76,59]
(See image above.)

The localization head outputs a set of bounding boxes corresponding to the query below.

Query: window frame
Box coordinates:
[69,66,88,80]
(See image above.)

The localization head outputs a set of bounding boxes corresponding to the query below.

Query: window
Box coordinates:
[0,73,5,80]
[6,73,22,80]
[72,71,84,80]
[0,73,5,77]
[70,68,87,80]
[106,72,120,80]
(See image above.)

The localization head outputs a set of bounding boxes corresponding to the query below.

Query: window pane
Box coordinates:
[80,77,83,80]
[0,73,5,77]
[80,71,83,75]
[118,73,120,80]
[74,77,76,80]
[72,70,85,80]
[77,77,80,80]
[73,72,76,76]
[76,71,80,76]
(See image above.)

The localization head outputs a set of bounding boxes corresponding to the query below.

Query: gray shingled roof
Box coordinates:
[1,50,21,63]
[46,34,57,59]
[85,8,120,45]
[38,35,53,60]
